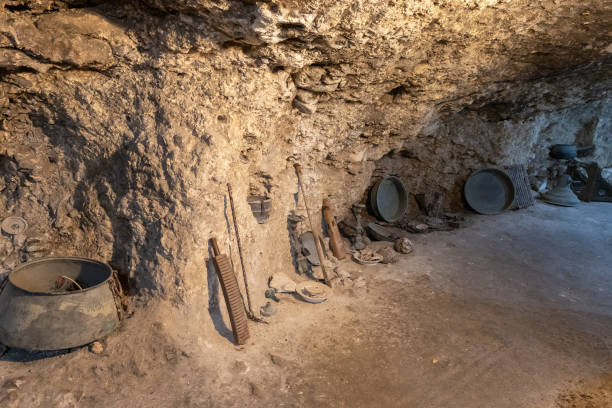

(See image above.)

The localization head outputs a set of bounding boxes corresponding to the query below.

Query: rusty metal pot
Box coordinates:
[550,144,577,160]
[0,257,119,350]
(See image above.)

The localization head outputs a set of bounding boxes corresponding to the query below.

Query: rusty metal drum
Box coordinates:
[0,257,119,350]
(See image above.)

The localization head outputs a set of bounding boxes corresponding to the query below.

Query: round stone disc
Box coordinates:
[1,216,28,235]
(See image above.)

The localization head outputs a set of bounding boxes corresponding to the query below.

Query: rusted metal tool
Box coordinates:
[322,198,346,260]
[227,183,266,323]
[294,163,331,286]
[210,237,250,345]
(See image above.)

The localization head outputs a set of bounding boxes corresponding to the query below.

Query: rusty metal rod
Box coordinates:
[227,183,257,320]
[294,163,331,286]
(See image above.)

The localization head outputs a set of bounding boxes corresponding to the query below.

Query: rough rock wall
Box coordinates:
[1,1,611,313]
[376,93,612,210]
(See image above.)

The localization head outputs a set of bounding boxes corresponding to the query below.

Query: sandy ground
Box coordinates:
[1,201,611,407]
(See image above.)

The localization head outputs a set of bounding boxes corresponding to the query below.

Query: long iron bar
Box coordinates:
[227,183,260,321]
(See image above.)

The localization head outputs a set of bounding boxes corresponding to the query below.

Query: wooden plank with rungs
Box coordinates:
[211,238,250,345]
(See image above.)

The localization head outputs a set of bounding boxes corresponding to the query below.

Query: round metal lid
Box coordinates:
[464,169,515,215]
[370,176,409,222]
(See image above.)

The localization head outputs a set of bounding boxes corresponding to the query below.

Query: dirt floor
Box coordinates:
[1,202,611,407]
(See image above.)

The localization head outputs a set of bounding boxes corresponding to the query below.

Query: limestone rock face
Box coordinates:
[1,0,611,306]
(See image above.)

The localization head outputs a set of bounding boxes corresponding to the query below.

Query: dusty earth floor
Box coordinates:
[1,201,611,407]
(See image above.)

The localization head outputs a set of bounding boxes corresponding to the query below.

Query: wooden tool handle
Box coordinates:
[294,163,331,285]
[322,198,346,260]
[211,237,221,257]
[294,163,303,177]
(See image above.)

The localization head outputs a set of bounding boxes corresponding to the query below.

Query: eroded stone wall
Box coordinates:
[0,0,611,311]
[375,96,612,211]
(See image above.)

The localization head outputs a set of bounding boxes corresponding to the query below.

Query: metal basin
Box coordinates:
[0,257,119,350]
[464,169,515,215]
[369,176,409,223]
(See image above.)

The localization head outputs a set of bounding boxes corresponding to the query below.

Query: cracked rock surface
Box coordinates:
[0,0,611,310]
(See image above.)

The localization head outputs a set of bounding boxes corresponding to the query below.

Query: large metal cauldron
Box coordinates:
[0,257,119,350]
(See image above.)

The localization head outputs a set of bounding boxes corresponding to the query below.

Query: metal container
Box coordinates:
[368,176,409,223]
[464,169,515,215]
[550,144,577,160]
[0,257,119,350]
[247,195,272,224]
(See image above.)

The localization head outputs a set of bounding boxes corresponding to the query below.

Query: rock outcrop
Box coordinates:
[1,0,611,313]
